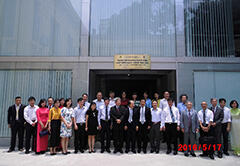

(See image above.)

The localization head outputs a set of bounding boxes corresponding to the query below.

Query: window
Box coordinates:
[90,0,176,57]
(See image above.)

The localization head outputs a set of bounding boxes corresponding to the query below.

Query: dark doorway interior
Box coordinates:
[89,70,176,101]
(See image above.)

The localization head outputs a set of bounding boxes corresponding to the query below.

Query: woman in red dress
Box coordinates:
[36,99,49,154]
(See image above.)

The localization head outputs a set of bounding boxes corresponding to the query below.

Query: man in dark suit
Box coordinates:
[110,98,126,154]
[7,96,26,152]
[209,98,224,158]
[135,98,151,154]
[124,100,137,153]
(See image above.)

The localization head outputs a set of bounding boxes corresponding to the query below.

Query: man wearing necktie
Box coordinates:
[98,97,111,153]
[7,96,26,152]
[162,98,180,155]
[110,98,126,154]
[198,101,214,159]
[209,98,224,158]
[136,99,151,154]
[180,101,199,157]
[124,100,137,153]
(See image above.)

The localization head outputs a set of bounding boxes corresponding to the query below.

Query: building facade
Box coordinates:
[0,0,240,140]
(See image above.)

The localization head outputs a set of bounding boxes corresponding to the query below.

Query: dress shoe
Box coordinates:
[143,149,147,154]
[119,149,123,154]
[80,149,84,153]
[150,149,155,153]
[218,153,223,158]
[101,149,105,153]
[132,150,136,154]
[224,152,230,156]
[137,149,141,153]
[113,149,118,154]
[166,150,171,154]
[184,153,189,157]
[7,149,14,153]
[173,151,178,155]
[199,153,208,157]
[106,149,111,153]
[125,149,129,153]
[190,152,196,157]
[209,154,215,160]
[25,151,30,154]
[74,150,78,154]
[155,150,159,154]
[18,148,24,152]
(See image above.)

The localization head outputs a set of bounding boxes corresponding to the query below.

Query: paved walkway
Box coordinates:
[0,148,239,166]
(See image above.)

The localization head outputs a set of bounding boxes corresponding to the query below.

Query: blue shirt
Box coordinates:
[177,102,187,115]
[145,98,152,108]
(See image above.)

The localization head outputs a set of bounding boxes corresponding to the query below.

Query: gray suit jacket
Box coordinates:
[209,106,224,126]
[180,109,199,133]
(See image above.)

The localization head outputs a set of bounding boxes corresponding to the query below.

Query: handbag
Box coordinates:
[39,129,49,137]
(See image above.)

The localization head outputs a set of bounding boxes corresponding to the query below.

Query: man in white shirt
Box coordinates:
[98,97,111,153]
[150,100,164,154]
[82,93,90,109]
[162,98,180,155]
[219,98,231,156]
[93,91,104,111]
[73,98,87,153]
[24,96,39,154]
[109,91,116,108]
[198,101,214,159]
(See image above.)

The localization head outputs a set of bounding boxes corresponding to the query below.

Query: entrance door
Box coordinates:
[89,70,176,100]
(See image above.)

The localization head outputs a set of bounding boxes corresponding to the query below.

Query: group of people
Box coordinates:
[7,91,240,159]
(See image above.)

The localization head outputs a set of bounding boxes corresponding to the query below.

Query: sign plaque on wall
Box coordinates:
[114,54,151,69]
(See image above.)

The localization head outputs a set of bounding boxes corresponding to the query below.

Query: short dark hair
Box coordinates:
[152,99,158,103]
[82,93,88,97]
[15,96,21,100]
[132,92,137,96]
[64,98,72,107]
[230,100,239,108]
[140,98,146,102]
[219,98,226,103]
[179,94,188,101]
[28,96,36,102]
[54,99,60,104]
[59,98,65,102]
[48,97,54,100]
[109,91,115,94]
[77,98,83,103]
[104,97,109,101]
[38,99,47,108]
[167,98,173,102]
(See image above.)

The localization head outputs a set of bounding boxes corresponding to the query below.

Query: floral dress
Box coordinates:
[60,107,74,138]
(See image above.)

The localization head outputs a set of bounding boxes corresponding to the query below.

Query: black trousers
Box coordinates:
[9,121,24,150]
[150,123,161,151]
[126,122,136,151]
[112,122,124,150]
[137,123,149,150]
[100,120,111,150]
[74,123,86,151]
[25,123,37,152]
[49,120,61,148]
[165,123,177,151]
[177,130,184,150]
[213,124,222,153]
[199,125,214,155]
[221,123,229,153]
